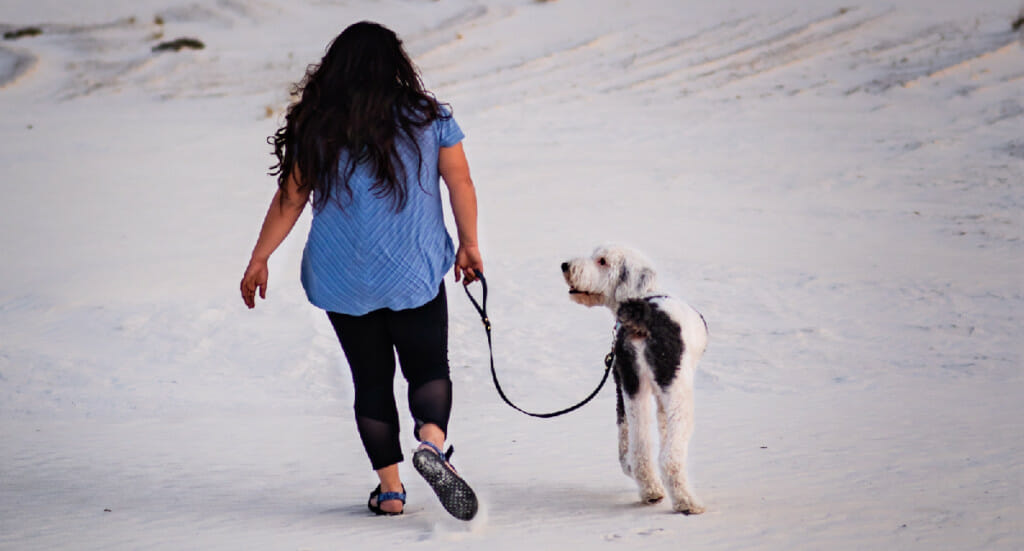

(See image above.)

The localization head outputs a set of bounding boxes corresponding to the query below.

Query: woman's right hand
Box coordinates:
[240,258,269,309]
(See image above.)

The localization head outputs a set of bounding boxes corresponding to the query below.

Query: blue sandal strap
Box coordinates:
[419,440,444,456]
[419,441,455,462]
[378,491,406,504]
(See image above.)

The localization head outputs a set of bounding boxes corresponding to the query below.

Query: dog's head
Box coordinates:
[560,245,658,310]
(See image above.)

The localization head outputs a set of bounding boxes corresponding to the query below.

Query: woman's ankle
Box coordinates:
[376,464,403,493]
[418,423,446,449]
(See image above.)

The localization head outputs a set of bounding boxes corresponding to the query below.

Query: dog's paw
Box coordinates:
[673,498,705,515]
[639,486,665,505]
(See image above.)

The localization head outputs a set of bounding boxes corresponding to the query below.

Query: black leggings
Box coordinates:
[327,284,452,470]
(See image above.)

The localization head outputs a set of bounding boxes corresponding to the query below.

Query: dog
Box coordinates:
[561,245,706,514]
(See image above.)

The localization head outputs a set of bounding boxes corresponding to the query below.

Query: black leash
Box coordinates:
[462,271,614,419]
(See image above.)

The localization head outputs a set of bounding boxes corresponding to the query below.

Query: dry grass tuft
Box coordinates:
[3,27,42,40]
[152,37,205,53]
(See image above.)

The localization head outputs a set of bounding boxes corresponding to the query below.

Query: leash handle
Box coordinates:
[463,269,490,331]
[462,270,613,419]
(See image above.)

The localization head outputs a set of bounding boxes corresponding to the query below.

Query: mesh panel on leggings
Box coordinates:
[356,414,404,470]
[409,378,452,440]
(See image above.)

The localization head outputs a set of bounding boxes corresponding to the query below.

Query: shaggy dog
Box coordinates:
[561,245,706,514]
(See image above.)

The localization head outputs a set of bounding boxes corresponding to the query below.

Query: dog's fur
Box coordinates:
[561,245,706,514]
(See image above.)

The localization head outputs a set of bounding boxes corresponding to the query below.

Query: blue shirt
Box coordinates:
[300,109,464,315]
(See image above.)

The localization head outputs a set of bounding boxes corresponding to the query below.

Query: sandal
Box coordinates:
[412,442,478,521]
[367,483,406,516]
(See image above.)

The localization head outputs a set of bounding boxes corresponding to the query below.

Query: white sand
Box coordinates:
[1,1,1021,549]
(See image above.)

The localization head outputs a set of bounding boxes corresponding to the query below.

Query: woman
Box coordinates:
[240,21,481,521]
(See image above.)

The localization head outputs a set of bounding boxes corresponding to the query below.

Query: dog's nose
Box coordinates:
[561,262,569,273]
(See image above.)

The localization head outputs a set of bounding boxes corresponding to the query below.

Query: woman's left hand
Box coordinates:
[455,243,483,284]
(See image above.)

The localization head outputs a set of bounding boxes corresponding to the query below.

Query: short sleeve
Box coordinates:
[436,105,465,148]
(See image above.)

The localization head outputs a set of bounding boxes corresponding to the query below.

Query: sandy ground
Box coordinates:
[1,1,1022,549]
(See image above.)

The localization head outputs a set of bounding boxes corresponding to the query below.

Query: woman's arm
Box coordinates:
[439,142,482,283]
[240,172,311,308]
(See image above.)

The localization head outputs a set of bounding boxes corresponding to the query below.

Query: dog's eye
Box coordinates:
[598,257,607,266]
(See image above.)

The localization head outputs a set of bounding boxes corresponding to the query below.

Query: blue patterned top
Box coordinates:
[300,109,464,315]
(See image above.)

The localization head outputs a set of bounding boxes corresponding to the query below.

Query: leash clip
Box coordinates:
[604,321,620,369]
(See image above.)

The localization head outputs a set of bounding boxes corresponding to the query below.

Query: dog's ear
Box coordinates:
[636,267,656,294]
[614,264,657,302]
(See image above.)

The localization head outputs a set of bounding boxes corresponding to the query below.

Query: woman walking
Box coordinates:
[240,21,481,520]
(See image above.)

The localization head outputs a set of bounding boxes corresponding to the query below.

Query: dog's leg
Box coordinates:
[623,386,666,504]
[656,398,668,449]
[613,370,631,477]
[656,360,704,514]
[614,315,664,503]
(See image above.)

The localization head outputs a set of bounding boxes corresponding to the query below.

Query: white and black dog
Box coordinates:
[561,245,706,514]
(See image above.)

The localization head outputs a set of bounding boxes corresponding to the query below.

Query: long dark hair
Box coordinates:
[269,21,447,212]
